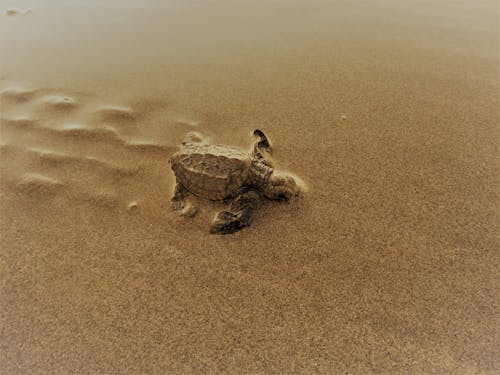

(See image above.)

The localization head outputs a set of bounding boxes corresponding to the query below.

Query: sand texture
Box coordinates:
[1,0,499,374]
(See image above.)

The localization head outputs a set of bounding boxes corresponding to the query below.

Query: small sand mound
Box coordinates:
[40,95,77,111]
[5,9,20,16]
[0,85,36,101]
[16,173,64,194]
[96,105,137,121]
[127,201,138,210]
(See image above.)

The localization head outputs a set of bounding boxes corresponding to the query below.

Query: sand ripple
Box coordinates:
[124,139,174,153]
[22,146,138,176]
[55,123,121,142]
[40,95,77,111]
[96,105,137,121]
[0,85,35,101]
[1,85,178,214]
[0,117,37,129]
[5,9,31,16]
[16,173,64,194]
[78,190,119,208]
[2,118,174,158]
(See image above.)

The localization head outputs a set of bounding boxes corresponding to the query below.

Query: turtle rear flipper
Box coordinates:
[182,131,208,145]
[171,183,198,217]
[210,190,263,234]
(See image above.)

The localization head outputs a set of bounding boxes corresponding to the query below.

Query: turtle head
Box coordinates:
[262,172,300,200]
[251,159,300,200]
[250,130,302,200]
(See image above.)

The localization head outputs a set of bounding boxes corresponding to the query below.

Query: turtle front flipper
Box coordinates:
[252,129,272,157]
[210,190,263,234]
[171,183,198,217]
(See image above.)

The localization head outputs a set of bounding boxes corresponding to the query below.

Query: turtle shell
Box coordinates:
[170,143,251,200]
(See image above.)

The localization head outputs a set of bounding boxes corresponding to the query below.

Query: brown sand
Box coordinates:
[1,0,499,373]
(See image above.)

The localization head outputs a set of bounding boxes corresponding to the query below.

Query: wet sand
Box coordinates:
[1,0,499,373]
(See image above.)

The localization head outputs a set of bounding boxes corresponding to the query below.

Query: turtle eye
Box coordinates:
[276,192,289,201]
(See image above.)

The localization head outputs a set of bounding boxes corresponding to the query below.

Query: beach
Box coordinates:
[1,0,499,373]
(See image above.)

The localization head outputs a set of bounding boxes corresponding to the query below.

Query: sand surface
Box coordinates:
[1,0,499,373]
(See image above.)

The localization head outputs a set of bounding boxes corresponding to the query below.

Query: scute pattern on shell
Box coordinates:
[171,143,251,200]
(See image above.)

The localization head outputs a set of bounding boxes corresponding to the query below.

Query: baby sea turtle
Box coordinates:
[169,130,301,234]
